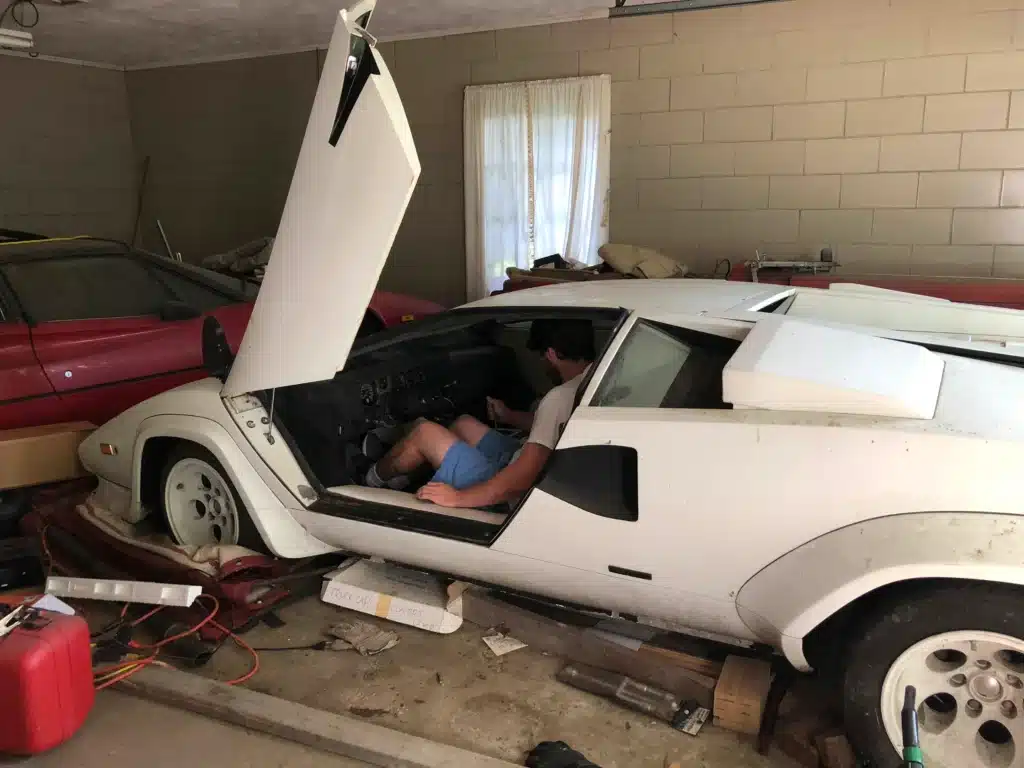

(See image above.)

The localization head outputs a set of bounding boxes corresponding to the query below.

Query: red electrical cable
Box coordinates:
[128,594,220,650]
[94,593,259,689]
[210,618,260,686]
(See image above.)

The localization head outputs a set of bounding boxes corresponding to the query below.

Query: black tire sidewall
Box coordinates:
[159,443,268,554]
[843,583,1024,768]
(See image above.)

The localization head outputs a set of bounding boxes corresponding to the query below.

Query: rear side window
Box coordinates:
[149,266,236,312]
[592,321,734,410]
[2,256,172,322]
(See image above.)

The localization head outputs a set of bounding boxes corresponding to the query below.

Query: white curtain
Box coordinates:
[464,75,611,301]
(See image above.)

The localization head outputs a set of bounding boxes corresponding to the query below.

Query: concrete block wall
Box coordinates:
[0,55,135,240]
[375,0,1024,297]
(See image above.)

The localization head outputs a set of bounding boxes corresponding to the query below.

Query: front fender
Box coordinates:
[736,512,1024,670]
[133,414,336,559]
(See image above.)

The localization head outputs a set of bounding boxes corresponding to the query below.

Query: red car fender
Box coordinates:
[367,290,445,328]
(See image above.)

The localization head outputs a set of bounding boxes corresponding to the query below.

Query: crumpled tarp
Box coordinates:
[201,236,274,278]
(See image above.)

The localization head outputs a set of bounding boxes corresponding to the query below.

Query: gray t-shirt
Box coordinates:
[524,366,591,450]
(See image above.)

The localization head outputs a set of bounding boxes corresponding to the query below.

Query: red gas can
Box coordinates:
[0,609,94,755]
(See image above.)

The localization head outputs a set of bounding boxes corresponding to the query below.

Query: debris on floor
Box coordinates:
[320,558,463,634]
[461,587,718,707]
[481,629,528,656]
[326,618,399,656]
[3,482,857,767]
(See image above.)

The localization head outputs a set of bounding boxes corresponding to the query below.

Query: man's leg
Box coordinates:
[450,415,490,447]
[372,419,458,483]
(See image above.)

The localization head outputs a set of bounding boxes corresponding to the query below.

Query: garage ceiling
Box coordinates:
[12,0,625,69]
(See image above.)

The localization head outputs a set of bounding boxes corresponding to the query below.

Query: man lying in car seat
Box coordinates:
[364,319,596,509]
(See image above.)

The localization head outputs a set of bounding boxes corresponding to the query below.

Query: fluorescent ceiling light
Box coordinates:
[610,0,787,16]
[0,28,34,50]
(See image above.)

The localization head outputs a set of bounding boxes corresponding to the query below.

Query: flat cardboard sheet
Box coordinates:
[321,559,464,634]
[0,422,95,492]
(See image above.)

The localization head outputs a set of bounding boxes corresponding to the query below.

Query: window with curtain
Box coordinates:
[464,75,611,300]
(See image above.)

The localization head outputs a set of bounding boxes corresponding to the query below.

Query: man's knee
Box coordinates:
[451,414,488,446]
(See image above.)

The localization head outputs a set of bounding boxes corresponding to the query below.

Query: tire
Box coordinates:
[843,583,1024,768]
[158,443,268,554]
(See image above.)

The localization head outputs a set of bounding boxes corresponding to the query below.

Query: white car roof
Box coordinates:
[463,279,789,318]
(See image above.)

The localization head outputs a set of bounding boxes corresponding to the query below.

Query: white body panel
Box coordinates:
[788,283,1024,343]
[737,512,1024,670]
[724,316,944,419]
[79,379,335,559]
[223,4,420,396]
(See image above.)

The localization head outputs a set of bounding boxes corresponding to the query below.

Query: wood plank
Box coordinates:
[638,644,723,678]
[119,666,520,768]
[461,589,717,707]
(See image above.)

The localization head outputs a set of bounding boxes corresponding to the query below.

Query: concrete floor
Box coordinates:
[7,692,368,768]
[190,596,796,768]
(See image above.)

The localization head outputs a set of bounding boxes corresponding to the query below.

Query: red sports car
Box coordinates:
[0,235,443,430]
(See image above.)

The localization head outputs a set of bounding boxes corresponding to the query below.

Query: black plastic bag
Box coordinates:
[524,741,601,768]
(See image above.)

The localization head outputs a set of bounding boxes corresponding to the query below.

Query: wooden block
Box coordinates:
[639,643,724,678]
[713,655,773,735]
[461,589,717,707]
[119,666,520,768]
[815,730,857,768]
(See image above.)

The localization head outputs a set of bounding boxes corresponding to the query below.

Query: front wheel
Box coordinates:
[159,444,267,553]
[843,584,1024,768]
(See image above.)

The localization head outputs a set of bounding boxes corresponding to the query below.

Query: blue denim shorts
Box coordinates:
[432,429,521,490]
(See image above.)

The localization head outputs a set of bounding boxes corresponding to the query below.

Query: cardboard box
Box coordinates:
[0,423,94,492]
[713,655,773,735]
[321,558,464,634]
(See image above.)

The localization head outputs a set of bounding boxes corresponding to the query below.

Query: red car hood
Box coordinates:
[210,290,445,355]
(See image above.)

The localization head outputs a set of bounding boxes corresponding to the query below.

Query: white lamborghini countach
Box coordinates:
[80,4,1024,767]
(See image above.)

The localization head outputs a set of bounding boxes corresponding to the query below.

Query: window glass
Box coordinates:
[2,256,172,322]
[593,323,692,408]
[149,265,236,312]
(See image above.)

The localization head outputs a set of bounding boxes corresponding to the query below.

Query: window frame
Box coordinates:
[586,318,740,411]
[0,248,250,326]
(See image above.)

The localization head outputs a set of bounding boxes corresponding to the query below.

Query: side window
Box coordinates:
[1,256,172,323]
[592,321,735,410]
[148,266,236,313]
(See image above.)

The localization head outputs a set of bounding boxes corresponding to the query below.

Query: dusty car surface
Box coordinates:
[78,5,1024,767]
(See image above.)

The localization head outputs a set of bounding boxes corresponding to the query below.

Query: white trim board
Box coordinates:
[0,47,123,71]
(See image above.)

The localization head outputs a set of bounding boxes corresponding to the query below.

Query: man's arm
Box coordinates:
[417,442,551,508]
[487,397,534,432]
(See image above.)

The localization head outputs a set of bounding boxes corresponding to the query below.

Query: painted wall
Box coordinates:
[118,0,1024,305]
[0,55,135,240]
[125,51,319,263]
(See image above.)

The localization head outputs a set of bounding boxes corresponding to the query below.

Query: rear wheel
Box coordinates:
[159,444,266,553]
[843,584,1023,768]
